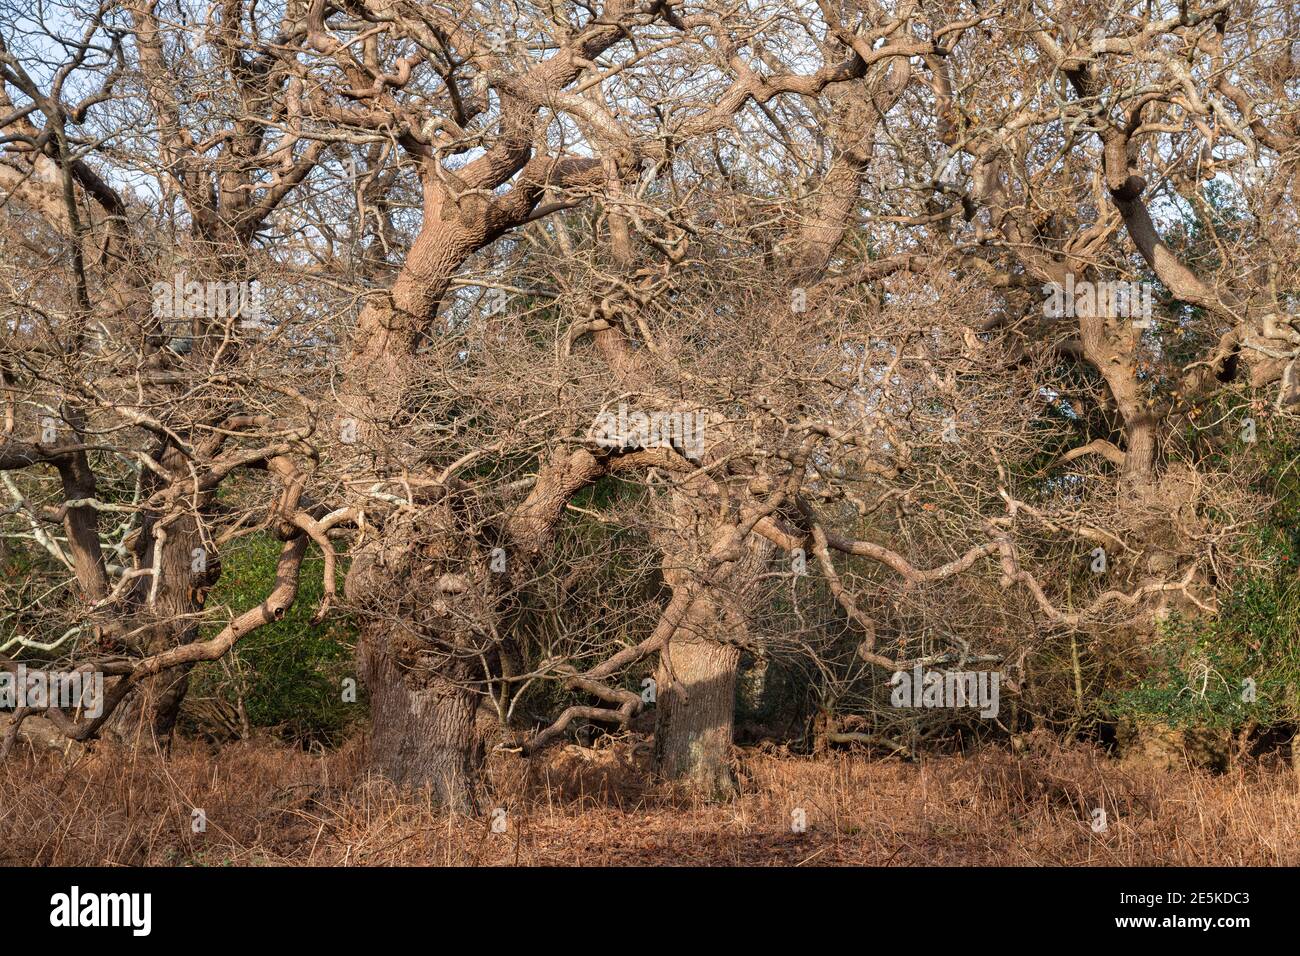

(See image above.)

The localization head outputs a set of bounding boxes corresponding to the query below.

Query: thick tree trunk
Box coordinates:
[111,489,211,743]
[338,219,482,801]
[653,630,740,799]
[360,630,483,810]
[344,504,499,810]
[648,479,771,799]
[336,158,614,804]
[109,665,192,743]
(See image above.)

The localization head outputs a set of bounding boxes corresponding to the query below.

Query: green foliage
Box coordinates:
[183,534,364,745]
[1108,427,1300,731]
[1108,608,1293,731]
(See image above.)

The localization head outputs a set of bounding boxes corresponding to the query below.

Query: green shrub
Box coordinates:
[182,534,364,745]
[1108,425,1300,732]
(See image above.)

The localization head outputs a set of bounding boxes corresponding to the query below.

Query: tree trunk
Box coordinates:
[336,159,615,804]
[110,487,212,744]
[360,632,484,810]
[653,594,741,799]
[648,479,773,800]
[109,665,193,744]
[344,502,499,811]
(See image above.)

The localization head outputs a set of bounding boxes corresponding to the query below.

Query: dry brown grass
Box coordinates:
[2,735,1297,866]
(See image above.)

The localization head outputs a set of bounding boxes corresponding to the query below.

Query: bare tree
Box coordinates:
[2,0,1296,809]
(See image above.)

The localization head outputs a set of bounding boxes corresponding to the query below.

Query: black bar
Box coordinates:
[7,865,1280,943]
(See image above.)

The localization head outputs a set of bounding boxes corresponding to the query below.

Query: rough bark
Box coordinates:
[342,495,502,804]
[336,151,605,799]
[649,484,771,799]
[359,628,484,809]
[108,438,217,741]
[652,599,741,800]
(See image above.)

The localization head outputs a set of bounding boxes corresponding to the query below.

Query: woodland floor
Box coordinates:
[2,735,1297,866]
